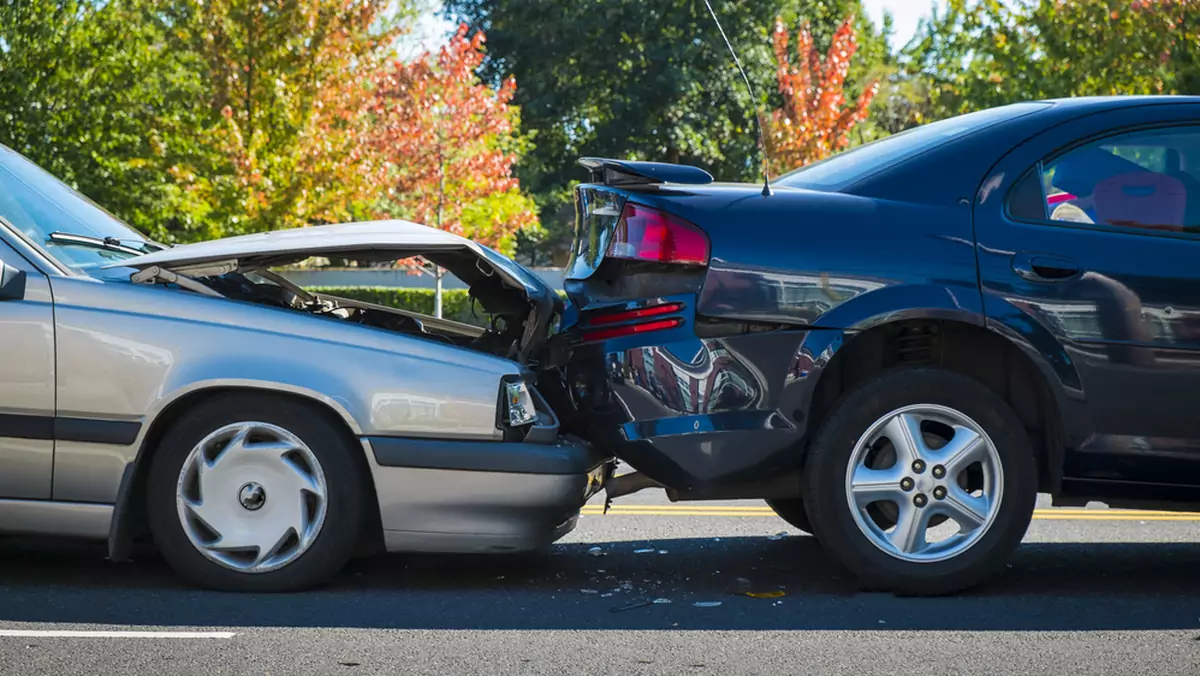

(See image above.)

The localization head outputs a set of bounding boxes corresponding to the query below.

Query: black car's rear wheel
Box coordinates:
[766,499,812,535]
[802,367,1036,595]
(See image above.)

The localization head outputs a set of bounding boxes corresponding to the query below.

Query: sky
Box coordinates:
[404,0,946,55]
[864,0,945,49]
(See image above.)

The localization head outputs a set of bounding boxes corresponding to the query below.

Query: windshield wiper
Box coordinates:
[47,231,164,256]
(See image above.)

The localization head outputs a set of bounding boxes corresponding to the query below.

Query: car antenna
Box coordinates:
[702,0,772,197]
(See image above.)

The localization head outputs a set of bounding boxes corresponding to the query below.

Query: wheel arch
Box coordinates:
[108,384,381,562]
[802,314,1075,495]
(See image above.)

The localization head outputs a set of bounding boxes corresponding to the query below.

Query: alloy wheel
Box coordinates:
[844,404,1003,563]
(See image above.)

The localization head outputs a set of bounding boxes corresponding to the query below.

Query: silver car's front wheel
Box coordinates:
[148,394,367,592]
[176,421,328,573]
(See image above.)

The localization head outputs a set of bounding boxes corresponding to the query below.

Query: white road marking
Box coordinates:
[0,630,236,639]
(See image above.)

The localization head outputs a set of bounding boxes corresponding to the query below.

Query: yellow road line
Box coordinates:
[579,505,1200,521]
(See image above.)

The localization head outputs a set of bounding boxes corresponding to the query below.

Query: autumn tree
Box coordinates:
[369,24,538,315]
[765,16,878,175]
[156,0,412,242]
[442,0,889,264]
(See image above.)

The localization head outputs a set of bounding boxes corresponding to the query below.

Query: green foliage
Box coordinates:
[907,0,1200,119]
[441,0,890,263]
[0,0,209,238]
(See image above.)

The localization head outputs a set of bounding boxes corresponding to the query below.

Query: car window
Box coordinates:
[0,144,152,274]
[775,102,1051,191]
[1023,126,1200,234]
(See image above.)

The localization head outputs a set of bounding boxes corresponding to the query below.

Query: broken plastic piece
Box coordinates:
[746,591,786,599]
[692,601,723,608]
[587,546,605,557]
[614,602,652,614]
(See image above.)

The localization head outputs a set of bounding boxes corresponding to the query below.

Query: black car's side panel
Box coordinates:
[975,102,1200,488]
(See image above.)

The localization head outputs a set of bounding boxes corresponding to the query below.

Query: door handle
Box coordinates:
[1011,252,1082,282]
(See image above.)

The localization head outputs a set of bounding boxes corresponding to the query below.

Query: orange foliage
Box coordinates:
[369,24,535,252]
[765,15,878,175]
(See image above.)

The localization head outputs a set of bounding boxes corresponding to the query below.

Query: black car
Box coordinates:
[545,95,1200,595]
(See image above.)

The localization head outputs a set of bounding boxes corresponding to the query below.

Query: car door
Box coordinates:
[975,102,1200,488]
[0,232,55,499]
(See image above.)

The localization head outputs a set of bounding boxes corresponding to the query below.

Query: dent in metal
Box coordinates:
[52,440,138,503]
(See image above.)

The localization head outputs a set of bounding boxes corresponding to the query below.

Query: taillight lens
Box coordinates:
[607,203,709,265]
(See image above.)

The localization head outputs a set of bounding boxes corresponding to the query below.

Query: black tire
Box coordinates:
[803,367,1036,596]
[146,393,368,592]
[766,499,813,535]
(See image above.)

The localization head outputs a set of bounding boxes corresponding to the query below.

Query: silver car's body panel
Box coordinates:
[0,245,55,499]
[0,144,600,559]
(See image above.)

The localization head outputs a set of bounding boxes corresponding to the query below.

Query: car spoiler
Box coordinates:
[578,157,714,187]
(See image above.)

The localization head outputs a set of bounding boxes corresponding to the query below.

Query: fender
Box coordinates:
[782,285,1088,474]
[107,378,369,563]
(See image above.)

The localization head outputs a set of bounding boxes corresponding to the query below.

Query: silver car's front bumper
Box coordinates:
[364,436,610,554]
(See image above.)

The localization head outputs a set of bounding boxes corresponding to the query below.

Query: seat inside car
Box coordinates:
[1093,171,1187,230]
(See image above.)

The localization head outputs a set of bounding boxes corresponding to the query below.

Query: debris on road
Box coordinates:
[729,577,753,595]
[658,550,668,554]
[767,532,788,541]
[587,546,606,557]
[652,598,672,604]
[692,601,723,608]
[580,589,599,595]
[614,600,652,614]
[746,591,786,599]
[634,548,655,554]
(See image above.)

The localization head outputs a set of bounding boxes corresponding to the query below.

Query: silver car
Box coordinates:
[0,144,608,591]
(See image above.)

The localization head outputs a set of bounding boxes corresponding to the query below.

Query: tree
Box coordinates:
[154,0,413,242]
[0,0,209,238]
[441,0,889,264]
[765,15,878,175]
[908,0,1200,120]
[368,24,538,315]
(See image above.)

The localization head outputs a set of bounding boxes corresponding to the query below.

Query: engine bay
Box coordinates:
[199,269,529,360]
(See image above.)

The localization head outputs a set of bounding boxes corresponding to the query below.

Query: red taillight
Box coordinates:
[607,203,709,265]
[582,318,683,342]
[586,302,685,326]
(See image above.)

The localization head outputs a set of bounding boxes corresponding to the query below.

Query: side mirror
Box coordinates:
[0,261,27,301]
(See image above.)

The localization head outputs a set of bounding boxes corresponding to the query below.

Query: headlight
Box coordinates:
[504,380,538,427]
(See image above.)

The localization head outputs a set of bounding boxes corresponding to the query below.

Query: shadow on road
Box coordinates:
[1,535,1199,632]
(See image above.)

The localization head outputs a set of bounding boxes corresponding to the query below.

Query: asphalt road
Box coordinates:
[2,492,1200,675]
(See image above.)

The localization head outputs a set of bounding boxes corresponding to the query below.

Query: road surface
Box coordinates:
[1,492,1199,674]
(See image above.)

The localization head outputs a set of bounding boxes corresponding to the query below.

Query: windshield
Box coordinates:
[774,102,1053,191]
[0,144,152,275]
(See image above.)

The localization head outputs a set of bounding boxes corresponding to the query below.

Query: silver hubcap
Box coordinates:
[844,404,1003,563]
[176,422,327,574]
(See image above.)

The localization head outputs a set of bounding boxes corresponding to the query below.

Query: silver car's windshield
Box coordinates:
[0,144,155,273]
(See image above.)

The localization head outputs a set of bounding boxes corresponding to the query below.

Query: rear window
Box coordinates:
[774,102,1052,191]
